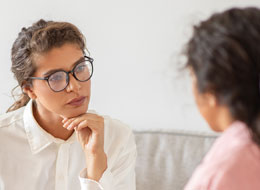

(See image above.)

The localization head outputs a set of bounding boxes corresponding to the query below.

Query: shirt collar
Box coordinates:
[23,100,77,154]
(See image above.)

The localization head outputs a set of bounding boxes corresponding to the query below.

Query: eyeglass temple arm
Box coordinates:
[29,76,48,80]
[84,55,94,62]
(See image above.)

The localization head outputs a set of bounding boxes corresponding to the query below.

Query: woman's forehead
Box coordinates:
[33,44,84,73]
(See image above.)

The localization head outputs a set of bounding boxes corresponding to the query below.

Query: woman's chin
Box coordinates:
[63,107,88,118]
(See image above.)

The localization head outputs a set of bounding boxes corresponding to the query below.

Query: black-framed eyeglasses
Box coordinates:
[29,56,94,92]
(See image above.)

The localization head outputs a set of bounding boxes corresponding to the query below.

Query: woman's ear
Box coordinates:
[205,92,217,107]
[22,82,37,100]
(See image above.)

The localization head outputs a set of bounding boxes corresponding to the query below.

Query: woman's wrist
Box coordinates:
[85,151,108,181]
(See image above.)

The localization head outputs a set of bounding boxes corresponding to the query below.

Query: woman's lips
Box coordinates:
[67,96,86,106]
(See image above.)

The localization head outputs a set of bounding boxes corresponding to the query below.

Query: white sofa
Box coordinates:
[134,130,218,190]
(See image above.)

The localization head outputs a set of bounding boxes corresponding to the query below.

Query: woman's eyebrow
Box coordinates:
[43,56,85,77]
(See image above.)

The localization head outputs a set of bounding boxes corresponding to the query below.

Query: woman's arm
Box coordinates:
[62,113,137,190]
[62,113,107,181]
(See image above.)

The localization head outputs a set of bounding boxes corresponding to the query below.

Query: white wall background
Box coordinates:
[0,0,260,132]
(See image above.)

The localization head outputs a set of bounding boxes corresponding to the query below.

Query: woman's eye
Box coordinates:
[75,64,87,73]
[49,73,64,82]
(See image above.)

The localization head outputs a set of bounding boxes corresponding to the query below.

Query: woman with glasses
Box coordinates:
[184,7,260,189]
[0,19,136,190]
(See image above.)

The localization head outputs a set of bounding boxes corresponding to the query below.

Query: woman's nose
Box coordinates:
[65,73,81,93]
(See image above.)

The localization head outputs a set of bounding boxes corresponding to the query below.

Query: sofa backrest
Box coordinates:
[134,130,218,190]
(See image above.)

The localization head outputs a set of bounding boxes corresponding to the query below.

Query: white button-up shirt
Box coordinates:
[0,100,136,190]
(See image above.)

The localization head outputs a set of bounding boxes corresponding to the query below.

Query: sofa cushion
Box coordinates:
[134,130,218,190]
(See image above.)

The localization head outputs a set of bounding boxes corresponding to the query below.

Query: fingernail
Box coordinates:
[67,124,73,130]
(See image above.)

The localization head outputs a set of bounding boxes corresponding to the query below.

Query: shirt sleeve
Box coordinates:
[78,132,137,190]
[79,173,104,190]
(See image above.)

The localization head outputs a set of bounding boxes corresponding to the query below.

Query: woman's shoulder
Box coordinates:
[0,106,25,129]
[205,122,260,163]
[186,144,260,190]
[103,115,134,147]
[185,122,260,190]
[104,115,132,134]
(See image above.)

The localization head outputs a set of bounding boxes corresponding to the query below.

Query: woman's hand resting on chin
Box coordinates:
[61,113,107,181]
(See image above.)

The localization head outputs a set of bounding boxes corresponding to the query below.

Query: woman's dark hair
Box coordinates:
[185,7,260,145]
[7,19,87,112]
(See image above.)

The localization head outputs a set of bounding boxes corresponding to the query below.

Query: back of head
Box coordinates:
[7,19,86,112]
[185,7,260,145]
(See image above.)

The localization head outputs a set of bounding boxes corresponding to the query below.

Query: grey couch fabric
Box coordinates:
[134,130,218,190]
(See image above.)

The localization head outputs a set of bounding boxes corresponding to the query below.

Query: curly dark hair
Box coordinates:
[7,19,87,112]
[185,7,260,145]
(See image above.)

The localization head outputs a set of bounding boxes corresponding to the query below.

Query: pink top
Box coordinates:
[185,121,260,190]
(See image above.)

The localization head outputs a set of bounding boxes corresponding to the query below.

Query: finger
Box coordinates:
[62,118,75,129]
[78,127,91,148]
[63,113,88,128]
[62,118,69,123]
[85,113,103,121]
[83,119,104,133]
[67,117,86,130]
[77,120,88,131]
[60,115,67,120]
[60,115,68,123]
[63,114,102,130]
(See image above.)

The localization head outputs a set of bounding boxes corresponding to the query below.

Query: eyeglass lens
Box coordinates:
[48,59,92,92]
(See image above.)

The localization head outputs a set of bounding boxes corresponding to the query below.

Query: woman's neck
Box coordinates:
[213,105,235,132]
[32,101,74,141]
